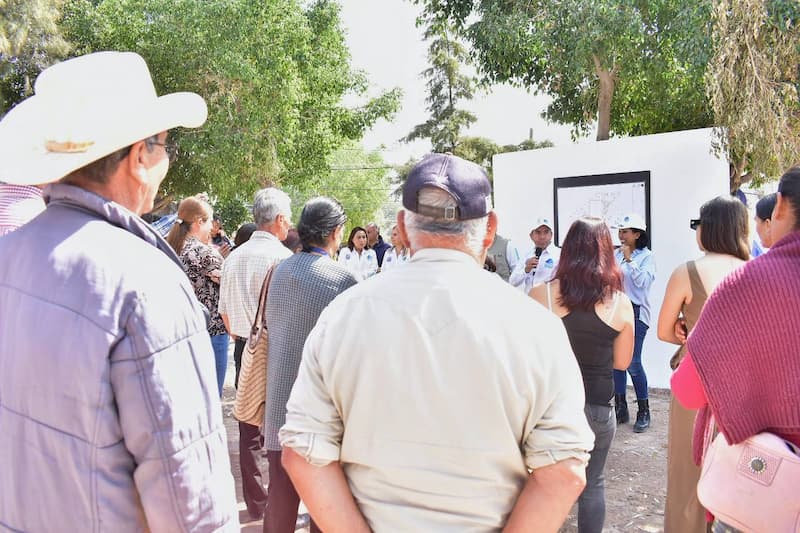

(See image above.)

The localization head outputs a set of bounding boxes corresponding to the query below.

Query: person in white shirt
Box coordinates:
[279,153,593,532]
[380,223,410,272]
[509,217,561,293]
[337,226,378,280]
[217,186,293,521]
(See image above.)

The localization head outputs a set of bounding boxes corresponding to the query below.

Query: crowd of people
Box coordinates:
[1,51,798,533]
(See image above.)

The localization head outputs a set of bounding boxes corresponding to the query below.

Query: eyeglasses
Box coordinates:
[690,219,701,230]
[146,139,179,164]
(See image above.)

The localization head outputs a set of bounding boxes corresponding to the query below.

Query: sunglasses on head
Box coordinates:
[690,219,701,230]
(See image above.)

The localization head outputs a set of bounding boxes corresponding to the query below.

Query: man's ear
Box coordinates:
[483,211,498,250]
[396,210,411,250]
[126,140,149,186]
[773,192,790,223]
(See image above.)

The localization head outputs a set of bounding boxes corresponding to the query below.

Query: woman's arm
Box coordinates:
[624,250,656,289]
[612,293,634,370]
[657,264,690,344]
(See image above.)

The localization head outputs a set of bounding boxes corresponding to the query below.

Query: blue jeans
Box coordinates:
[210,333,229,397]
[613,304,649,400]
[578,403,616,533]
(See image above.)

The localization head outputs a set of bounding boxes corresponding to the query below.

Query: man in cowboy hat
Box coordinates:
[0,52,238,531]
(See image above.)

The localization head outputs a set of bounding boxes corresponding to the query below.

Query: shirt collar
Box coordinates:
[408,247,481,266]
[43,183,183,270]
[250,230,282,242]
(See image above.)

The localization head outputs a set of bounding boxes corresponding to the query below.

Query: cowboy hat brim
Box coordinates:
[0,52,208,186]
[0,91,207,186]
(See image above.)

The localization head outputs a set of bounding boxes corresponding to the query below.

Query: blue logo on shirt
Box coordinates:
[544,258,554,267]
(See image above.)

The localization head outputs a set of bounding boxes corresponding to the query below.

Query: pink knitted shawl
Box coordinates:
[687,230,800,464]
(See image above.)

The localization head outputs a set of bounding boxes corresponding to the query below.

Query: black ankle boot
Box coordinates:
[633,399,650,433]
[614,394,629,424]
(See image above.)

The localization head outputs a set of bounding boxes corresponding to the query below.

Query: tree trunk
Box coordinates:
[593,55,617,141]
[729,156,748,194]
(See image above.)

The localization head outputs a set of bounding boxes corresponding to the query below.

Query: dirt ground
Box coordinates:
[560,388,669,533]
[222,351,670,532]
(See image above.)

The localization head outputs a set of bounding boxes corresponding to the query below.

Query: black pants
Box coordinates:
[263,450,321,533]
[234,338,267,517]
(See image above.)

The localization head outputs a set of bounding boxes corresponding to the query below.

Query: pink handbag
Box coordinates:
[697,428,800,532]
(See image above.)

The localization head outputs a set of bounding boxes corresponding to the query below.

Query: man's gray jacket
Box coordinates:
[0,184,238,531]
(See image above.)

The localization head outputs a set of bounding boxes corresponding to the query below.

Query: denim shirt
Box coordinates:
[615,247,655,325]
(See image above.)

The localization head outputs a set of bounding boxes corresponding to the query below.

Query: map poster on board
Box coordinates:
[553,171,651,247]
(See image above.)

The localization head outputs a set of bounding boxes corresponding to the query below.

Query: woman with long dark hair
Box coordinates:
[530,218,634,533]
[337,225,378,280]
[658,196,749,532]
[672,167,800,531]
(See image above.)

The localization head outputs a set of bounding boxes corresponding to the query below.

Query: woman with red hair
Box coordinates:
[530,218,634,533]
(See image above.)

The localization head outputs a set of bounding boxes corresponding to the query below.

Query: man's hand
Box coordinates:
[524,256,539,273]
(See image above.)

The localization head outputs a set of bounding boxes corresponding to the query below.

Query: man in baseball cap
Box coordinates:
[0,52,238,531]
[509,216,562,294]
[280,153,593,531]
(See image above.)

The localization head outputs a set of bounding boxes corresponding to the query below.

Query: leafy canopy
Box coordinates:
[706,0,800,187]
[2,0,399,223]
[405,10,476,152]
[416,0,713,140]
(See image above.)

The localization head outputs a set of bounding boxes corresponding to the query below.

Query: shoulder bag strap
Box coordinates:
[249,264,275,346]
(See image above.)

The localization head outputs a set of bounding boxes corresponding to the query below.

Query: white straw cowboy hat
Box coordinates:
[0,51,207,186]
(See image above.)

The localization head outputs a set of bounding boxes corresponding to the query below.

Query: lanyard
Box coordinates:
[308,246,329,257]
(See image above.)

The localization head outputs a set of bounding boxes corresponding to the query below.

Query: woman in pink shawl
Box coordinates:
[671,166,800,531]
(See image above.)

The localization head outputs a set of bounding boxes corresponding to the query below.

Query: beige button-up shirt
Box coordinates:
[280,247,593,531]
[218,231,291,338]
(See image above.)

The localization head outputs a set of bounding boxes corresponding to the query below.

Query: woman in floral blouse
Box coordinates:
[166,196,228,396]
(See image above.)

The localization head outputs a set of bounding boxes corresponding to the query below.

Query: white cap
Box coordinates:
[617,213,647,231]
[531,217,553,231]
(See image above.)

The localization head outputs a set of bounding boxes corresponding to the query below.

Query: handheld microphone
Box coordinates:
[534,247,543,258]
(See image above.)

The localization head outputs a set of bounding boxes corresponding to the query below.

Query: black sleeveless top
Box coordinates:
[561,310,620,406]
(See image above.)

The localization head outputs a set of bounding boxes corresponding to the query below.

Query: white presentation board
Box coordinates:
[554,171,649,246]
[492,128,730,389]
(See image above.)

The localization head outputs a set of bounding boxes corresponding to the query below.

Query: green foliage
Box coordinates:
[405,10,476,152]
[454,135,553,177]
[1,0,71,112]
[394,134,553,185]
[706,0,800,188]
[418,0,713,141]
[284,141,392,235]
[212,195,250,237]
[44,0,399,215]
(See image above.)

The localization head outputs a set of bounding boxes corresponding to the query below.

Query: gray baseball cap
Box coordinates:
[402,153,492,221]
